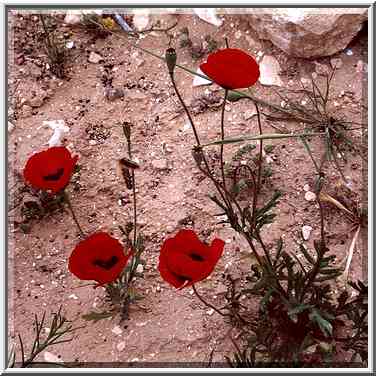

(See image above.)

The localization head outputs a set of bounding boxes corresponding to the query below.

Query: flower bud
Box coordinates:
[165,48,177,75]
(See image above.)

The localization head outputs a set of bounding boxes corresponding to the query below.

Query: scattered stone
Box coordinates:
[152,159,169,171]
[66,41,74,49]
[8,121,15,133]
[20,105,32,118]
[304,191,317,201]
[344,48,353,56]
[246,9,367,58]
[262,154,272,164]
[131,52,145,68]
[8,107,14,119]
[116,341,126,352]
[132,9,150,31]
[330,57,343,69]
[193,68,212,87]
[89,140,97,146]
[44,351,63,363]
[206,308,215,316]
[314,62,329,75]
[111,325,123,336]
[43,120,70,147]
[193,8,223,27]
[105,87,124,101]
[136,264,144,274]
[259,55,283,86]
[303,184,310,192]
[64,12,82,25]
[30,64,42,78]
[302,225,313,240]
[88,51,103,64]
[68,293,78,300]
[215,285,227,295]
[16,54,25,65]
[243,107,257,120]
[356,60,367,73]
[29,97,44,108]
[234,30,242,39]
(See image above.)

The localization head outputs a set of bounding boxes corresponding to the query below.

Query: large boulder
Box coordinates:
[243,8,368,58]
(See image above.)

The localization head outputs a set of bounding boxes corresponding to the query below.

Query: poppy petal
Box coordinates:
[23,146,78,194]
[200,48,260,90]
[68,232,132,285]
[158,229,225,289]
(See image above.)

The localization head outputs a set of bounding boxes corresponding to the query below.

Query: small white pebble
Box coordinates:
[304,191,317,202]
[44,351,63,363]
[112,325,123,336]
[302,225,313,241]
[68,294,78,300]
[116,341,126,351]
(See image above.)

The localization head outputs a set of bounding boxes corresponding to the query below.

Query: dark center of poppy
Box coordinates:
[189,252,205,262]
[171,271,192,284]
[93,255,119,270]
[43,168,64,181]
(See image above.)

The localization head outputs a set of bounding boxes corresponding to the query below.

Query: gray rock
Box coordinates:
[152,159,169,170]
[8,121,15,133]
[105,87,124,101]
[29,97,44,108]
[30,64,42,78]
[20,105,33,118]
[259,55,283,86]
[88,51,103,64]
[246,8,367,58]
[356,60,368,73]
[302,225,313,240]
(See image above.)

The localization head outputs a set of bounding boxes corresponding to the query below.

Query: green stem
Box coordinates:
[299,136,321,176]
[220,89,228,194]
[168,72,232,210]
[63,191,85,238]
[192,284,228,317]
[126,136,137,246]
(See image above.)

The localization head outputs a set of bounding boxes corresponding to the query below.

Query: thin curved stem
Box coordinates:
[192,284,228,317]
[220,89,229,194]
[63,191,85,238]
[169,72,232,210]
[125,135,137,246]
[249,102,263,234]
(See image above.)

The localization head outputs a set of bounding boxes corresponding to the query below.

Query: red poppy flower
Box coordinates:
[200,48,260,89]
[158,229,225,289]
[23,146,78,194]
[68,232,133,286]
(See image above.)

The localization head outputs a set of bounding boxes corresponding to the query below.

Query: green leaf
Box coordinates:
[288,304,312,317]
[309,309,333,337]
[299,244,316,264]
[227,90,248,102]
[82,311,114,323]
[201,132,325,147]
[260,288,274,313]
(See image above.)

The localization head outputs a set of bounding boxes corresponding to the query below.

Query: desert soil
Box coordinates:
[7,10,367,367]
